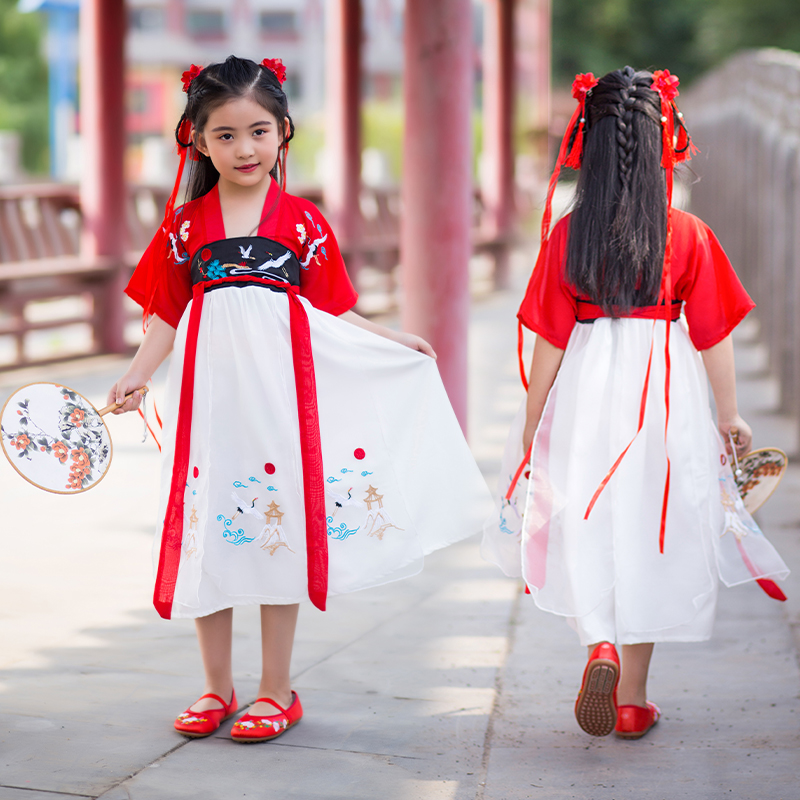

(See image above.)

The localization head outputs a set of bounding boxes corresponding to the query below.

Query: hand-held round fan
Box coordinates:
[727,428,788,514]
[1,382,147,494]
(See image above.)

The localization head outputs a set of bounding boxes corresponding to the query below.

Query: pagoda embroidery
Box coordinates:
[255,501,295,555]
[363,485,403,540]
[184,504,199,558]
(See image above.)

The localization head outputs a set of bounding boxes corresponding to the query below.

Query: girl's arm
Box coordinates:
[339,310,436,358]
[106,315,177,414]
[523,336,565,452]
[700,333,752,454]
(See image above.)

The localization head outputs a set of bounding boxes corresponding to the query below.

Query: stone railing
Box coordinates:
[684,48,800,419]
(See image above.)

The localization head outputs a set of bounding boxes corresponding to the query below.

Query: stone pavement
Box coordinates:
[0,252,798,800]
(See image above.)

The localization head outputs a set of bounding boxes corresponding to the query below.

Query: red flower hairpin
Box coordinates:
[651,69,679,103]
[572,72,598,100]
[261,57,287,85]
[181,64,203,93]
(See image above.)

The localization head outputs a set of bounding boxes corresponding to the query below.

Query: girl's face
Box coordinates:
[195,96,288,191]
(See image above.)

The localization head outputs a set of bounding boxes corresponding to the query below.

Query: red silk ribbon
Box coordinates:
[153,275,328,619]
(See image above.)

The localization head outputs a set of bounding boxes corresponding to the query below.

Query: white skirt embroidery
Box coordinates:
[156,285,493,618]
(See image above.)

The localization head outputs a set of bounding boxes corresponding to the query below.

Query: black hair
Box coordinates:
[565,66,674,314]
[175,55,295,201]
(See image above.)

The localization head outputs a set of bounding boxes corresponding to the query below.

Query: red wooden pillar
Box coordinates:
[79,0,127,353]
[401,0,473,431]
[482,0,516,290]
[325,0,363,284]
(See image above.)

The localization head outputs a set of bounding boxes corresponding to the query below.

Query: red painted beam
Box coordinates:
[401,0,473,431]
[325,0,363,282]
[79,0,127,353]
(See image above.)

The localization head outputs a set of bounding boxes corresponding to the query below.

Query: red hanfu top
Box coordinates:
[518,209,755,351]
[126,179,358,327]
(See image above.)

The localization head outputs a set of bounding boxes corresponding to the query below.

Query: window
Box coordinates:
[130,7,165,31]
[259,11,297,37]
[186,9,226,38]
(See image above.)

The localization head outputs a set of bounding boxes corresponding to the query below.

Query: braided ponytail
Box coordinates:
[565,67,668,314]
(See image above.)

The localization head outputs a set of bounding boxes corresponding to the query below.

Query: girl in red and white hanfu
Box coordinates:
[110,56,491,743]
[482,67,789,740]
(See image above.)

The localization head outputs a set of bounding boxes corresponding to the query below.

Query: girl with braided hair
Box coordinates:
[482,66,788,739]
[108,55,492,742]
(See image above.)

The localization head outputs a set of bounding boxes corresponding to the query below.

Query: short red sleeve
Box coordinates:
[125,208,193,329]
[517,217,576,349]
[292,199,358,316]
[678,214,755,351]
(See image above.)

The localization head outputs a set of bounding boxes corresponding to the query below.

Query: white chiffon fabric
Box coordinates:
[156,285,493,619]
[482,317,789,645]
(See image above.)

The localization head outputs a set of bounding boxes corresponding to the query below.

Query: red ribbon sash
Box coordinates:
[153,276,328,619]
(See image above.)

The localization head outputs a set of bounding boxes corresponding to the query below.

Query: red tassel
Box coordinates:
[564,103,585,170]
[541,105,582,243]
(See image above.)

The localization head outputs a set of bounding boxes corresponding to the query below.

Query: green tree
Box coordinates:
[0,0,49,174]
[552,0,800,88]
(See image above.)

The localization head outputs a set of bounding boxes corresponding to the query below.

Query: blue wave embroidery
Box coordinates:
[218,514,254,546]
[326,516,359,541]
[361,471,373,477]
[326,476,341,483]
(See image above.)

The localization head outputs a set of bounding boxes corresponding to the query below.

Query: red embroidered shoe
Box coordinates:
[615,701,661,739]
[231,691,303,743]
[174,690,238,738]
[574,642,620,736]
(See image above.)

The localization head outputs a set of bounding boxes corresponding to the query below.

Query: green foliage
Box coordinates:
[363,99,404,180]
[0,0,49,174]
[552,0,800,88]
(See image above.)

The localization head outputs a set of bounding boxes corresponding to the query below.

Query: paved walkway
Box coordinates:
[0,252,798,800]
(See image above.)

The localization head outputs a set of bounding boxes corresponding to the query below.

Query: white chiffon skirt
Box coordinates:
[482,317,789,645]
[155,285,493,619]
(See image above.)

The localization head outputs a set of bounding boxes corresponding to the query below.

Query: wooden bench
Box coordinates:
[0,184,168,369]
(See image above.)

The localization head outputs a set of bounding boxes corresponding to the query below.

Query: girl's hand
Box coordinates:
[396,332,437,359]
[106,374,147,415]
[719,415,752,456]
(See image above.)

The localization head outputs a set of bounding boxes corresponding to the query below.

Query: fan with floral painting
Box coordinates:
[1,382,146,494]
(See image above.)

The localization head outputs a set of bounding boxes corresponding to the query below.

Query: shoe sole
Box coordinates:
[575,659,619,737]
[231,716,301,743]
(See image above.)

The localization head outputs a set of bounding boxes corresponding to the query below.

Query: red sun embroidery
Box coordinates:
[201,247,212,261]
[354,448,365,460]
[265,463,276,475]
[193,466,199,479]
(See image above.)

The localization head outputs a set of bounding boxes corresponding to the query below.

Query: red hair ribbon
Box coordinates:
[540,73,597,245]
[181,64,203,93]
[565,73,598,170]
[261,57,287,84]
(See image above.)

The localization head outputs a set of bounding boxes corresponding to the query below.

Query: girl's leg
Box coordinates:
[617,643,655,707]
[250,603,299,715]
[189,607,235,712]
